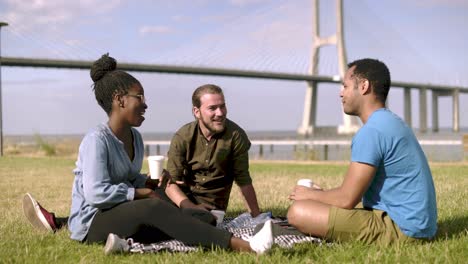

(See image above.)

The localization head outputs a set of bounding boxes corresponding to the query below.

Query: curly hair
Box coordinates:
[90,53,141,115]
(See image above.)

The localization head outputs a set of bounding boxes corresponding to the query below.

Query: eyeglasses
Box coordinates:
[126,94,146,104]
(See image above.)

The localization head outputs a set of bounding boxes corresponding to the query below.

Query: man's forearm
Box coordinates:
[165,183,190,207]
[311,162,376,209]
[239,184,261,217]
[308,187,358,209]
[291,183,357,208]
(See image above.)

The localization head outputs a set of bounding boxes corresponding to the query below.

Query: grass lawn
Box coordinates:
[1,156,466,263]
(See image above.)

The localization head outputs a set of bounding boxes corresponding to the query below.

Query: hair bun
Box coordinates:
[90,53,117,82]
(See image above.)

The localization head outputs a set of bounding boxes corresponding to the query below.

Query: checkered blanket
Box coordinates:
[127,217,323,254]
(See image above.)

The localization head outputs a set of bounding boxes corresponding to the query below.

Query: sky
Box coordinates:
[0,0,467,135]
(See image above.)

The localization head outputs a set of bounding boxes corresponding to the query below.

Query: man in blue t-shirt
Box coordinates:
[287,58,437,244]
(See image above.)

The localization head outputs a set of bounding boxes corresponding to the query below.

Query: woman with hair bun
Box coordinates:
[61,54,273,254]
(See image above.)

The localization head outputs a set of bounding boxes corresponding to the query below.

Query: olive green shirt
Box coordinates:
[167,119,252,210]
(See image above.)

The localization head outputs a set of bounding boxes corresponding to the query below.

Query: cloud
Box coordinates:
[0,0,123,59]
[139,25,172,35]
[1,0,122,32]
[155,2,312,73]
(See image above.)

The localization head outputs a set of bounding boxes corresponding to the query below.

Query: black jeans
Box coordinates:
[85,198,232,249]
[55,188,184,229]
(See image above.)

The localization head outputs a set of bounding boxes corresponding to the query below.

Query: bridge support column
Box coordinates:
[298,0,360,137]
[338,115,361,134]
[419,88,427,133]
[432,89,459,133]
[404,87,412,127]
[298,81,317,136]
[453,89,459,132]
[298,0,320,137]
[432,90,439,132]
[336,0,360,135]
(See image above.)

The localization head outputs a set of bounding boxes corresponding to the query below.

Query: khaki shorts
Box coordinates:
[326,204,417,245]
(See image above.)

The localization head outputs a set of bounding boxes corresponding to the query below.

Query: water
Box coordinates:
[5,127,467,161]
[142,128,468,162]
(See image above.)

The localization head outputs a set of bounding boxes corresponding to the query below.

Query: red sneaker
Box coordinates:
[22,193,58,233]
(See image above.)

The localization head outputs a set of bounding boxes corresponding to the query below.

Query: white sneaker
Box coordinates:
[249,220,274,254]
[103,233,130,255]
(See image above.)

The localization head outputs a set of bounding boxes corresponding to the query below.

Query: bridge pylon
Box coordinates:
[298,0,360,137]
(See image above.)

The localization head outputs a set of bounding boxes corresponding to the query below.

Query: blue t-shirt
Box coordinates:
[68,123,147,241]
[351,108,437,238]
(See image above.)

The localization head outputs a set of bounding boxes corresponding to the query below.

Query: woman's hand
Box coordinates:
[145,169,171,189]
[158,169,171,188]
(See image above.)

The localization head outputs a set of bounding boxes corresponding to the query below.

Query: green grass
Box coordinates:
[1,156,467,263]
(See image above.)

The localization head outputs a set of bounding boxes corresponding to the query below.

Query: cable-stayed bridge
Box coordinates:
[2,55,467,131]
[0,0,467,157]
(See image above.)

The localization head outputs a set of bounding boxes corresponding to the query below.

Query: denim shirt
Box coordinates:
[68,123,147,241]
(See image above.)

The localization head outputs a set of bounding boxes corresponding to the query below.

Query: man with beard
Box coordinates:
[165,84,261,217]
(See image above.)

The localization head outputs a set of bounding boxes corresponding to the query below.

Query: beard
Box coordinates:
[200,115,226,135]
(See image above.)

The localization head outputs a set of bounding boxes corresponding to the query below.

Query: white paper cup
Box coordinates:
[210,210,225,225]
[297,179,314,188]
[147,155,165,180]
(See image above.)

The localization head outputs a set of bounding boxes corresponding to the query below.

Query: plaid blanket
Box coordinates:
[128,217,323,254]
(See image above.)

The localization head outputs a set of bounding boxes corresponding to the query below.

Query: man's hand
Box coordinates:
[239,184,261,217]
[288,184,323,201]
[179,199,215,211]
[135,188,160,200]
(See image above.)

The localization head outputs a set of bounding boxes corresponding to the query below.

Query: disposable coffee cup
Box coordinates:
[297,179,314,188]
[210,210,225,225]
[147,155,165,180]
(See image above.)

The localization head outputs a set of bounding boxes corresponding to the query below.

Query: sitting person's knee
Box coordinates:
[287,202,304,226]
